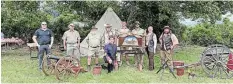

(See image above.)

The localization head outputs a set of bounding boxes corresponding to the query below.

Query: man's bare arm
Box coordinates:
[32,36,39,47]
[50,37,54,46]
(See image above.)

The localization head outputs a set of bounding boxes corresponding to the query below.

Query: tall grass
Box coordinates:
[1,46,233,83]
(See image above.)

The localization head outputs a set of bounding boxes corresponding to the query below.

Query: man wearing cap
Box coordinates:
[62,23,81,65]
[132,21,145,71]
[32,21,54,71]
[118,21,130,65]
[159,26,179,71]
[86,26,103,71]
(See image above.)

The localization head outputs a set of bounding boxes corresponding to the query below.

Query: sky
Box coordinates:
[179,12,233,26]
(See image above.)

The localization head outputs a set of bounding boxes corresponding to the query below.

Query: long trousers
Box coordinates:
[146,47,154,70]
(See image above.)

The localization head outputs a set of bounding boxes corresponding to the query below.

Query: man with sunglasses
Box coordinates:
[32,22,54,71]
[62,23,81,65]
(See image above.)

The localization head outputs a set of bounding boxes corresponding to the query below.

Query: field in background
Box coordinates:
[1,45,233,83]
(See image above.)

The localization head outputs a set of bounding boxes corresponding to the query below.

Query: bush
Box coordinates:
[184,19,233,48]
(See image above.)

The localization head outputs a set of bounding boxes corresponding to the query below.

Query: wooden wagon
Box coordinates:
[117,35,146,71]
[157,44,233,80]
[42,54,87,81]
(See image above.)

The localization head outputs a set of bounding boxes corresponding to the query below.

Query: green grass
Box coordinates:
[1,46,233,83]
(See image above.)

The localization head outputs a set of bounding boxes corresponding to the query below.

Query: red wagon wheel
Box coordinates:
[54,56,79,80]
[42,54,58,76]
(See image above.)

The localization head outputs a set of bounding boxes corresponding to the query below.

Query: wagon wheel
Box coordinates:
[201,46,233,79]
[55,56,79,80]
[42,54,57,76]
[203,44,228,54]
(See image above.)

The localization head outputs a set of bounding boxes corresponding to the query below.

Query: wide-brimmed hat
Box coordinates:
[92,26,98,29]
[163,26,171,29]
[41,22,47,25]
[135,21,140,25]
[104,24,112,28]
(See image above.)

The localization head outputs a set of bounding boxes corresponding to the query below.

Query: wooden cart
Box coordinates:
[117,35,146,71]
[42,54,87,81]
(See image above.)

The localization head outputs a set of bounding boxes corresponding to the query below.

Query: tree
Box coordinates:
[1,1,51,42]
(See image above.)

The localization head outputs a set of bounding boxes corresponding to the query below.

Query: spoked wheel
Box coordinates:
[202,44,228,55]
[201,46,233,79]
[55,56,79,80]
[42,54,58,76]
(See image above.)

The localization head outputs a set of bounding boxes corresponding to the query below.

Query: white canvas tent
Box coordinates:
[80,7,122,57]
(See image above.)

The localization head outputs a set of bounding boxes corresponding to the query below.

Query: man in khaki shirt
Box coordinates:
[62,23,81,65]
[132,21,145,38]
[104,24,116,44]
[132,21,145,71]
[86,26,103,71]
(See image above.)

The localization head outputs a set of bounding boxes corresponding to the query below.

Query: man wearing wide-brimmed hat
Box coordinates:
[103,24,116,44]
[86,26,103,71]
[159,26,179,71]
[132,21,145,71]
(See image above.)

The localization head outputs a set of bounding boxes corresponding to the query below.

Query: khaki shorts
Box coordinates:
[66,44,80,61]
[88,47,99,57]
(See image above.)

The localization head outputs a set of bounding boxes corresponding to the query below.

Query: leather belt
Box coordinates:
[66,42,76,44]
[90,46,98,48]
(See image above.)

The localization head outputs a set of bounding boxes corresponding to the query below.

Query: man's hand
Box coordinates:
[49,45,52,49]
[154,47,156,53]
[109,59,112,64]
[106,56,112,64]
[37,44,40,48]
[171,45,174,50]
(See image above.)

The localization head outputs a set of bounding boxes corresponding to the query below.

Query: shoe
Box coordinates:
[101,64,107,70]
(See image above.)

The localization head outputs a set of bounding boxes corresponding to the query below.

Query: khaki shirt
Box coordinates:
[132,28,145,38]
[119,28,129,37]
[104,31,115,44]
[62,30,81,44]
[87,31,102,47]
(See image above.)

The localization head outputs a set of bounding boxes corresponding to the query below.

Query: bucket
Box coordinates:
[93,66,102,75]
[176,68,185,76]
[71,66,81,73]
[173,61,184,76]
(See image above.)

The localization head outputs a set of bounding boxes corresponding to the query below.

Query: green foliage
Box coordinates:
[51,13,81,43]
[1,1,233,45]
[184,18,233,47]
[180,1,233,24]
[1,1,51,42]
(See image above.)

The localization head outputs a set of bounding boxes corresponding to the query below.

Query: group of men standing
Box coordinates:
[33,21,179,73]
